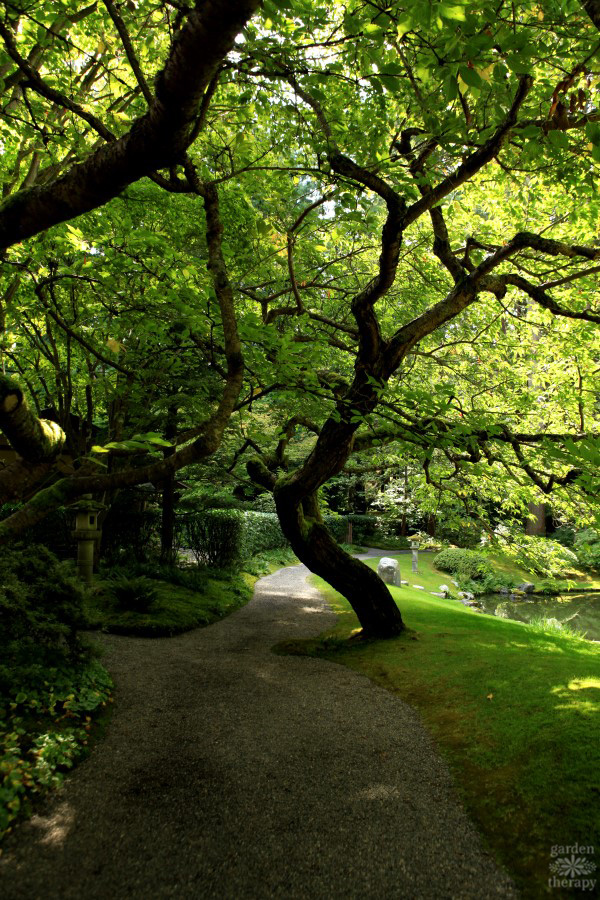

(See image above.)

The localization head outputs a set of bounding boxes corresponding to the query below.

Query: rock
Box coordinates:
[515,582,535,593]
[545,617,562,629]
[499,587,510,595]
[377,557,401,587]
[430,592,446,597]
[438,584,450,597]
[412,584,425,590]
[451,580,459,586]
[457,591,475,602]
[510,590,526,599]
[495,602,512,619]
[400,580,409,585]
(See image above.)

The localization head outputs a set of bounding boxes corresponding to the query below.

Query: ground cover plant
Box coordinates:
[1,542,297,836]
[279,554,600,896]
[0,657,112,841]
[89,547,299,637]
[0,545,113,840]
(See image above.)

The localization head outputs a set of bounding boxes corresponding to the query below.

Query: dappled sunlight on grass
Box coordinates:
[295,557,600,897]
[550,678,600,713]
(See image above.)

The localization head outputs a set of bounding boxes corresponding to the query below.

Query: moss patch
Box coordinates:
[89,547,299,637]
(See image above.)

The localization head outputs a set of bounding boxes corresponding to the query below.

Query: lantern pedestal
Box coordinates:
[409,535,421,574]
[69,497,105,584]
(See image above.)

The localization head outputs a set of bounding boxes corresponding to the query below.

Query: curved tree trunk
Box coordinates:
[274,486,404,638]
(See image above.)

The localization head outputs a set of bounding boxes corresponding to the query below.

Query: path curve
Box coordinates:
[0,561,517,899]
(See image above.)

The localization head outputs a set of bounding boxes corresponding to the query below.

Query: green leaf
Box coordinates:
[547,130,570,151]
[459,66,483,89]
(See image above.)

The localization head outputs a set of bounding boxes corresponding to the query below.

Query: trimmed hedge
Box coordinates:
[433,548,494,581]
[180,509,287,567]
[347,514,378,543]
[322,514,348,542]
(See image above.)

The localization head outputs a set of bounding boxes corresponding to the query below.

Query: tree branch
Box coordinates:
[0,0,261,249]
[102,0,154,105]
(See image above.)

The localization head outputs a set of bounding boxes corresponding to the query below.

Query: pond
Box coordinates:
[479,592,600,642]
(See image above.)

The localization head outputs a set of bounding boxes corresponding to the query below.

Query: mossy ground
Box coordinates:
[279,553,600,898]
[88,547,299,637]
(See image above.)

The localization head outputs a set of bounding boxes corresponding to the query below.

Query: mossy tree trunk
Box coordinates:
[274,486,404,637]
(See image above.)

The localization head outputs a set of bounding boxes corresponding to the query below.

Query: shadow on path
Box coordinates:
[0,563,517,899]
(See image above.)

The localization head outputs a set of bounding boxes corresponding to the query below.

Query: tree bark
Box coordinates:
[525,502,546,536]
[160,402,178,564]
[274,485,404,638]
[0,375,65,462]
[0,0,261,249]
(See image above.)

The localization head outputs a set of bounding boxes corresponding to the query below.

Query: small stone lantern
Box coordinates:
[409,535,420,574]
[70,496,104,584]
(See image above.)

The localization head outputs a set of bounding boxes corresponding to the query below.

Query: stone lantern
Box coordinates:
[70,496,104,584]
[409,534,420,574]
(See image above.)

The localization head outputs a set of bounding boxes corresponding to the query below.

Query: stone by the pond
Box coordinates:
[413,584,425,590]
[438,584,450,596]
[457,591,475,602]
[377,557,401,587]
[495,602,511,619]
[401,580,409,585]
[510,590,526,600]
[499,587,510,595]
[515,582,535,593]
[545,617,562,629]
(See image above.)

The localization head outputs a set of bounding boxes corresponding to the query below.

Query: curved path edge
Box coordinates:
[0,561,517,899]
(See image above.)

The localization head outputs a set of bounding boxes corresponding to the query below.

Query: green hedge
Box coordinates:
[347,514,377,543]
[433,547,494,581]
[322,514,348,542]
[180,509,287,567]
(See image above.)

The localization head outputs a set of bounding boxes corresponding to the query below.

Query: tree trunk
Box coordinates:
[525,501,546,536]
[160,402,178,564]
[275,486,404,638]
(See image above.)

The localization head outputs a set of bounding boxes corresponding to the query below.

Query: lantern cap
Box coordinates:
[68,498,106,511]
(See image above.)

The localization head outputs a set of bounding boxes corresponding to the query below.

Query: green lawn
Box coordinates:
[281,554,600,897]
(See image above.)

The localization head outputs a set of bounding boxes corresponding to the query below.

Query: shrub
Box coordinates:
[552,525,576,548]
[434,548,495,581]
[0,544,87,659]
[322,513,348,542]
[102,561,208,593]
[251,493,277,513]
[573,528,600,572]
[104,575,158,612]
[347,514,378,543]
[179,509,287,567]
[498,535,579,577]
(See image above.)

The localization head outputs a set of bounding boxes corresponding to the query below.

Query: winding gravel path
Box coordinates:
[0,561,517,899]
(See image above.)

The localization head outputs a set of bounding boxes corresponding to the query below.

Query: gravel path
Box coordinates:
[0,560,517,899]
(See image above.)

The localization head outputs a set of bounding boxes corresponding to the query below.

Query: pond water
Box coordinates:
[479,592,600,642]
